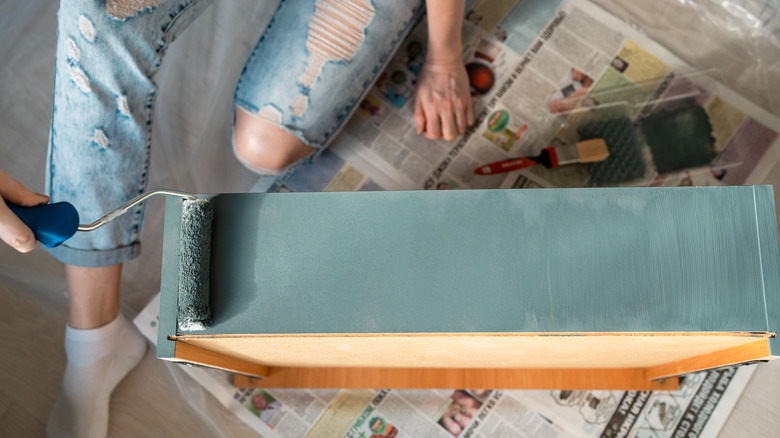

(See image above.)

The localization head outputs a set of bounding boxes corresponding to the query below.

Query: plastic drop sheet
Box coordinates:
[593,0,780,116]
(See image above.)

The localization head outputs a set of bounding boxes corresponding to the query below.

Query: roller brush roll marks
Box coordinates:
[177,198,214,331]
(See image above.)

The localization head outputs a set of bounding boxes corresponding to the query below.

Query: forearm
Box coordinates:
[425,0,465,65]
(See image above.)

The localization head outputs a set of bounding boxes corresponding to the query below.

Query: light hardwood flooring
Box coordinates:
[0,248,260,437]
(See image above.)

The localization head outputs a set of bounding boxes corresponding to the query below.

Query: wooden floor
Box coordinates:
[0,247,261,437]
[1,246,779,437]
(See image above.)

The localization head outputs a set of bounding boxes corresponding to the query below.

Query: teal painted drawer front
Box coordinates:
[158,186,780,357]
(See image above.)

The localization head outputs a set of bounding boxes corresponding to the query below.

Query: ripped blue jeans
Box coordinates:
[46,0,423,267]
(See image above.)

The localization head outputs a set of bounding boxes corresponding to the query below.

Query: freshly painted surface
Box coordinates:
[754,185,780,354]
[159,186,779,357]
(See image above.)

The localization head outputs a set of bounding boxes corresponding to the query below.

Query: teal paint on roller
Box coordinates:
[177,198,213,332]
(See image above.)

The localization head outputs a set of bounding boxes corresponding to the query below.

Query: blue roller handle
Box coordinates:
[6,202,80,248]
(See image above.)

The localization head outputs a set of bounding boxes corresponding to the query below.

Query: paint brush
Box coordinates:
[474,138,609,175]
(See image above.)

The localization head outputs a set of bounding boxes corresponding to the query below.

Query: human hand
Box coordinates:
[414,59,474,141]
[0,168,49,252]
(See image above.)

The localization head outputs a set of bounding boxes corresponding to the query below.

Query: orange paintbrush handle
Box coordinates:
[474,157,537,175]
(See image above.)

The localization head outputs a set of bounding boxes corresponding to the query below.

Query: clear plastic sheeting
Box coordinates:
[0,0,779,437]
[165,361,259,437]
[593,0,780,117]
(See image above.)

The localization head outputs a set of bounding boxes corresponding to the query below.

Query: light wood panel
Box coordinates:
[170,341,269,377]
[647,339,773,379]
[172,332,772,370]
[233,367,681,390]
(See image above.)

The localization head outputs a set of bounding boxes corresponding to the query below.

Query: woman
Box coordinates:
[41,0,473,437]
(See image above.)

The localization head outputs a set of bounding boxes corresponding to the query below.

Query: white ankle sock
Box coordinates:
[47,313,147,438]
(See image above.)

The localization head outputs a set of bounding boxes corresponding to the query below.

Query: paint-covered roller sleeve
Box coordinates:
[177,198,213,331]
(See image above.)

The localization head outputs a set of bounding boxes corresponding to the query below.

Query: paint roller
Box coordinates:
[7,190,213,331]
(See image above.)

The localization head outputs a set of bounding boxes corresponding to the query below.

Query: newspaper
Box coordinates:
[135,293,756,438]
[276,0,780,194]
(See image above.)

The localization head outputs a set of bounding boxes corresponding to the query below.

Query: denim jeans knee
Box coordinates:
[233,0,424,166]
